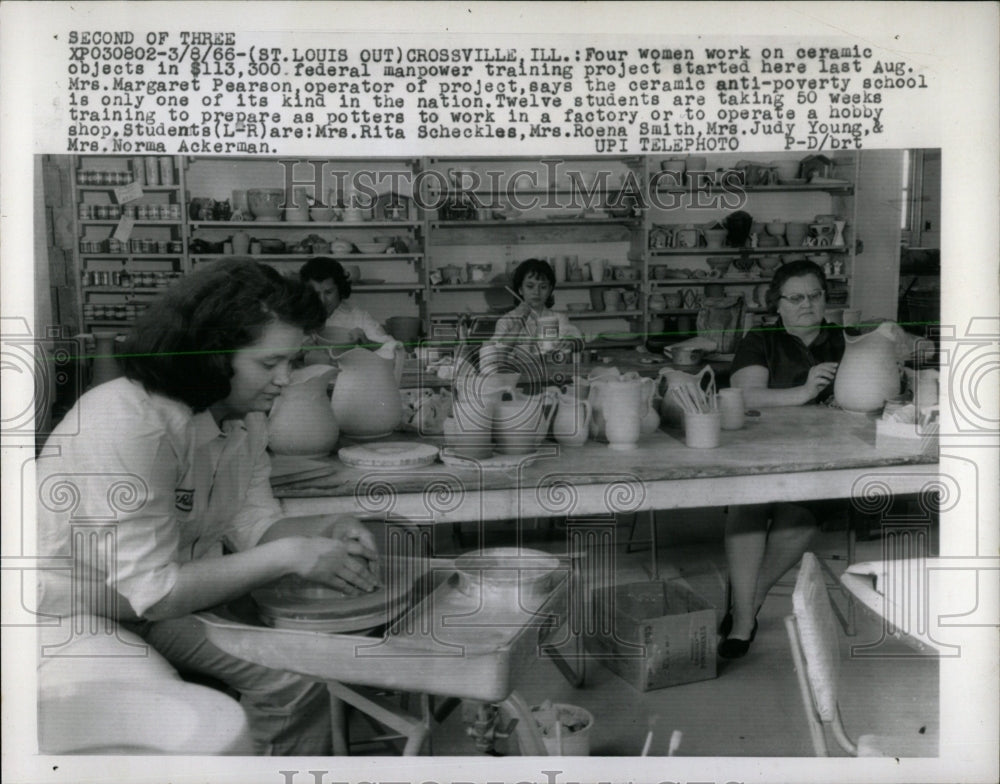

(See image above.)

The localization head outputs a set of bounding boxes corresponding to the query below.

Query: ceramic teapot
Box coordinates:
[330,344,404,438]
[657,365,717,427]
[493,389,557,455]
[834,322,902,412]
[268,366,339,456]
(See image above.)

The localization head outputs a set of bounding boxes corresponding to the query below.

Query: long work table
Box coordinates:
[273,405,940,523]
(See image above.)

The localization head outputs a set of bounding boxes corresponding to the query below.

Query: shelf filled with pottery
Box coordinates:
[74,156,189,330]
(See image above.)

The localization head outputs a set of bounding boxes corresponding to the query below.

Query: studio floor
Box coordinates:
[348,517,941,758]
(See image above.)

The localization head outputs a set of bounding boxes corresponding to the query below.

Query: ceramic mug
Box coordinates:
[717,388,745,430]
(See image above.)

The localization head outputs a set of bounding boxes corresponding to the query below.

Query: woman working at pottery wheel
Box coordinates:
[491,258,583,351]
[300,256,394,349]
[36,259,380,755]
[719,259,845,659]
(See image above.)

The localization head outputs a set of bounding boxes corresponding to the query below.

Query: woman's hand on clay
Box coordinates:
[803,362,839,401]
[292,537,380,594]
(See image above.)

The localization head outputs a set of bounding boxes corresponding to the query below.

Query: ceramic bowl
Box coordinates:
[247,188,284,221]
[731,256,756,274]
[706,257,732,276]
[310,206,336,222]
[257,238,286,254]
[355,242,389,254]
[766,220,787,237]
[758,255,782,273]
[567,303,590,312]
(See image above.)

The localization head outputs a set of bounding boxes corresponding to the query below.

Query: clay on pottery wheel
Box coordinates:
[833,321,902,412]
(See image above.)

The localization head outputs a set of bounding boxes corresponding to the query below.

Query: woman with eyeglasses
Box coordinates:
[718,259,845,659]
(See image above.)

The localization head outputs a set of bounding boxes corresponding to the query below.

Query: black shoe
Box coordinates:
[719,610,733,638]
[717,620,758,659]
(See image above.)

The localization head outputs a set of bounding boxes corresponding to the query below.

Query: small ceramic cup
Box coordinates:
[684,411,722,448]
[717,388,745,430]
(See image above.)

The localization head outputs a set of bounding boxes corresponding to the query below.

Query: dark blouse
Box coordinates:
[730,319,846,403]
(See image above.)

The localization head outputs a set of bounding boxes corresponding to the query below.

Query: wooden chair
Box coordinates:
[784,552,935,756]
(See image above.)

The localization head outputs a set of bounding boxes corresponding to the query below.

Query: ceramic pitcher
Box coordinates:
[552,389,592,447]
[595,377,643,451]
[493,389,556,455]
[330,345,404,438]
[833,322,901,413]
[586,366,622,439]
[268,366,339,456]
[588,370,646,444]
[657,365,717,427]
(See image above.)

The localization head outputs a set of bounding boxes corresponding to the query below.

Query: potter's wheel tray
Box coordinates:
[338,442,439,470]
[251,573,410,633]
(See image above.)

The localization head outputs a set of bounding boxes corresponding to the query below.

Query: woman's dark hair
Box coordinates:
[119,259,326,411]
[765,259,829,312]
[511,258,556,308]
[299,256,352,300]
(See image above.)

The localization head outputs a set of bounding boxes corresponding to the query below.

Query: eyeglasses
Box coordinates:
[779,290,826,305]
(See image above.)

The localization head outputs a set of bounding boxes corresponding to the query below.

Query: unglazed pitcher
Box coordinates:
[493,389,556,455]
[330,345,404,438]
[833,321,901,412]
[595,377,644,451]
[553,389,592,447]
[657,365,716,427]
[268,366,339,456]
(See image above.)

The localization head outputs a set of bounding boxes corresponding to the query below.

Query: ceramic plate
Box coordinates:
[356,279,386,285]
[441,449,544,470]
[338,441,439,470]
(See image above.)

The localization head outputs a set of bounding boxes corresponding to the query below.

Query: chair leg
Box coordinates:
[328,687,350,756]
[784,615,829,756]
[500,691,548,756]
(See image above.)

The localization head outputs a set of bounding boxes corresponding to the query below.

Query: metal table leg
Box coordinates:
[499,691,548,756]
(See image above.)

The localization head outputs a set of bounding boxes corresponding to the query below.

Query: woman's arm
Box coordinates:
[142,533,379,620]
[732,363,838,407]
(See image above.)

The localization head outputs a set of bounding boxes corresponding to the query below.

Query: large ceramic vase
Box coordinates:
[331,346,403,438]
[552,391,592,447]
[833,322,901,412]
[268,366,339,456]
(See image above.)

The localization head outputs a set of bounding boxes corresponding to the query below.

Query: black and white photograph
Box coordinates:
[2,4,997,784]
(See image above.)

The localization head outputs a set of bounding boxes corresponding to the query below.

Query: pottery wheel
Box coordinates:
[251,569,410,632]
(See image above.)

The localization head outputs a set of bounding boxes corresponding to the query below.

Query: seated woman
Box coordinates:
[36,259,381,754]
[491,258,582,349]
[299,256,393,348]
[720,259,844,659]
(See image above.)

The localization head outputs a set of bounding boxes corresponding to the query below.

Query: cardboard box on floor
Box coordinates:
[586,580,717,691]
